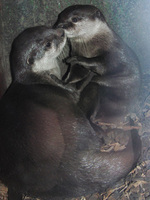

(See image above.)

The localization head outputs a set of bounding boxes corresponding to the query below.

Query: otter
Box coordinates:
[54,4,141,126]
[0,26,141,200]
[0,71,7,98]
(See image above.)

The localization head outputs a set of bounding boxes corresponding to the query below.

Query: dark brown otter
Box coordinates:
[54,4,141,126]
[0,71,7,98]
[0,26,141,200]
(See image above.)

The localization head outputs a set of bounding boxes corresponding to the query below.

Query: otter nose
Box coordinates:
[55,28,65,38]
[57,24,65,29]
[53,22,64,29]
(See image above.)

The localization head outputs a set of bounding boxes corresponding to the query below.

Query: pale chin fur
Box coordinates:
[32,37,66,79]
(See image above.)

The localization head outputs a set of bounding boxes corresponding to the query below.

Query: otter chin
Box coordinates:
[54,4,141,127]
[0,25,141,200]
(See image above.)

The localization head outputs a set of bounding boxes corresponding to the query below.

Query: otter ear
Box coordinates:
[93,10,101,19]
[27,50,37,65]
[27,56,34,65]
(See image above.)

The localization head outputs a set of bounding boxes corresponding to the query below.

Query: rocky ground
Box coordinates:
[0,71,150,200]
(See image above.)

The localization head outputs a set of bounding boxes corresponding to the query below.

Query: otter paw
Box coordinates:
[66,56,81,65]
[50,74,60,81]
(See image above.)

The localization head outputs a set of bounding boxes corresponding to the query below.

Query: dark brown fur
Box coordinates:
[0,26,141,200]
[0,72,7,98]
[54,5,141,126]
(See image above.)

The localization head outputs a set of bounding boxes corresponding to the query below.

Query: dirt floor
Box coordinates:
[0,71,150,200]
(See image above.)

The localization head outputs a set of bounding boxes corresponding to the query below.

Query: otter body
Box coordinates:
[54,5,141,125]
[0,26,141,200]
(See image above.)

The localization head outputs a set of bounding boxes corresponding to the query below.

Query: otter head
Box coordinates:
[54,5,106,39]
[10,26,66,82]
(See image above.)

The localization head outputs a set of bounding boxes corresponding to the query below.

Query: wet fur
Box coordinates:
[54,5,141,125]
[0,26,141,200]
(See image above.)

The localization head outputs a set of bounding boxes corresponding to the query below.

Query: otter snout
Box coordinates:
[53,22,64,29]
[54,22,72,30]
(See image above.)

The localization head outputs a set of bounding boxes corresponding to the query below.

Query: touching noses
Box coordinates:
[55,28,65,38]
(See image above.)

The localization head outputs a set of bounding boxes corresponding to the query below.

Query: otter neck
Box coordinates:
[33,57,61,79]
[69,24,114,58]
[15,58,61,85]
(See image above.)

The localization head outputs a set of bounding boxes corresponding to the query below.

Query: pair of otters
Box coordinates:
[0,5,141,200]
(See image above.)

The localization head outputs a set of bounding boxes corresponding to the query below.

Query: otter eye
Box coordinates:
[72,17,78,23]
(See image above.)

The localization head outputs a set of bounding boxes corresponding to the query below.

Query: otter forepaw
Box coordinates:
[66,56,93,71]
[50,74,62,84]
[66,56,81,65]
